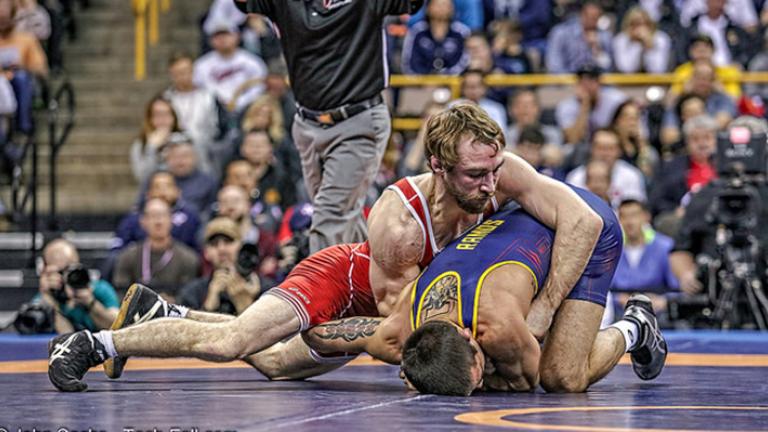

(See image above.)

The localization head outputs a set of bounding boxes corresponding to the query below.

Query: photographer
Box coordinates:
[34,239,119,334]
[670,116,768,328]
[177,217,262,315]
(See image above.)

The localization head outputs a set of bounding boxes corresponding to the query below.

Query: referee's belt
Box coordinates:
[297,94,383,126]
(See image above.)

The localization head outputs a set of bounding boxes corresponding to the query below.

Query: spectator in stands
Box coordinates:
[545,1,612,73]
[746,31,768,103]
[612,6,671,73]
[240,93,301,185]
[669,34,741,99]
[402,0,470,75]
[481,0,552,64]
[663,61,736,133]
[202,0,247,38]
[460,69,507,131]
[491,20,533,75]
[555,63,627,146]
[507,88,563,148]
[566,128,647,208]
[661,92,708,154]
[13,0,49,41]
[163,132,218,215]
[113,170,201,252]
[680,0,758,33]
[611,199,679,317]
[129,95,181,184]
[215,184,259,244]
[239,129,296,210]
[223,159,282,236]
[177,217,263,315]
[463,32,509,105]
[583,159,612,204]
[0,0,47,135]
[214,183,278,277]
[164,52,218,176]
[682,0,756,66]
[263,59,296,143]
[0,72,15,142]
[650,115,718,236]
[113,198,199,299]
[611,100,659,179]
[194,19,267,113]
[408,0,483,31]
[513,125,565,181]
[35,239,119,334]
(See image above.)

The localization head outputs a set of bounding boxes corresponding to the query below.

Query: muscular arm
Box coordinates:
[497,152,603,339]
[367,190,424,315]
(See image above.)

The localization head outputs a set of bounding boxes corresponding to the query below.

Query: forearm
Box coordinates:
[229,291,255,315]
[563,104,590,144]
[539,211,602,310]
[302,317,390,360]
[670,251,696,279]
[89,303,118,330]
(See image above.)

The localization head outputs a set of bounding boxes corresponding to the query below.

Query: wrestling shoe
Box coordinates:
[104,283,179,379]
[622,293,668,380]
[48,330,107,392]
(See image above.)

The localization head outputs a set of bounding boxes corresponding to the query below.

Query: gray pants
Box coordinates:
[292,102,390,253]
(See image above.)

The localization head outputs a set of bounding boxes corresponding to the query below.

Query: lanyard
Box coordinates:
[141,241,175,284]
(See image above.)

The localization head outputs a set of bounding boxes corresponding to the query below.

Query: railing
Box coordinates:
[8,76,76,264]
[132,0,172,81]
[389,72,768,131]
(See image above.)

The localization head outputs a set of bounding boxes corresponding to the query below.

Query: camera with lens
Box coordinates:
[670,127,768,329]
[235,243,261,279]
[50,264,91,303]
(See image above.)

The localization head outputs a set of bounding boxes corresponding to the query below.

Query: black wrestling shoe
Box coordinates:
[622,294,668,380]
[48,331,107,392]
[104,284,178,379]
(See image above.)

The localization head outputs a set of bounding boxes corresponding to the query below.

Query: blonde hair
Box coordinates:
[621,6,656,34]
[242,95,285,142]
[424,103,504,171]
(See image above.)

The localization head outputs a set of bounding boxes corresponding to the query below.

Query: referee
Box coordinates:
[235,0,425,253]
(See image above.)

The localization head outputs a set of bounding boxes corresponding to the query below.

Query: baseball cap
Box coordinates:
[207,19,238,36]
[205,217,242,243]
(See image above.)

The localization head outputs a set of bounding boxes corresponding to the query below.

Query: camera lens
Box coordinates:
[65,266,90,290]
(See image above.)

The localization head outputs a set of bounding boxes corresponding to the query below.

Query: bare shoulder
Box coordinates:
[368,189,424,274]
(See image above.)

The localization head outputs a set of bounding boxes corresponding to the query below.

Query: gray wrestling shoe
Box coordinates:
[103,283,180,379]
[622,293,668,380]
[49,330,107,392]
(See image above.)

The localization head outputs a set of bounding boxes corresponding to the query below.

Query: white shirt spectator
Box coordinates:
[479,98,508,133]
[556,87,628,134]
[164,87,219,174]
[680,0,757,29]
[193,49,267,112]
[566,159,647,208]
[612,30,671,73]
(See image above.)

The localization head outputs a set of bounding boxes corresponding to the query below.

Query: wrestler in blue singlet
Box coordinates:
[410,186,623,336]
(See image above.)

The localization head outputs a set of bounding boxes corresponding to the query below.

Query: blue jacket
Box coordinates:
[111,200,201,252]
[402,20,471,75]
[611,231,680,293]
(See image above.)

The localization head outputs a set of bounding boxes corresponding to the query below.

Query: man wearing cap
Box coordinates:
[233,0,425,254]
[555,63,627,147]
[177,217,262,315]
[193,18,267,112]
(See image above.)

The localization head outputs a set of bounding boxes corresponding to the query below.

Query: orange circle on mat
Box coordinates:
[454,405,768,432]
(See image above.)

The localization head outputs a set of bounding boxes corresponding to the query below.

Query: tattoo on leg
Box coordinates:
[315,318,381,342]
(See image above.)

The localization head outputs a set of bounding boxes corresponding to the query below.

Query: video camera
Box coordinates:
[672,127,768,329]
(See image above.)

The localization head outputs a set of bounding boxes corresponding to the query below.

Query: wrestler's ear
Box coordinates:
[429,156,445,174]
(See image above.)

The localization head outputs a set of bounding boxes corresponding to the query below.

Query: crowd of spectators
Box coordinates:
[25,0,768,332]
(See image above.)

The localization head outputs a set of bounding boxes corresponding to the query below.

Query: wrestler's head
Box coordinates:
[400,320,485,396]
[425,103,504,214]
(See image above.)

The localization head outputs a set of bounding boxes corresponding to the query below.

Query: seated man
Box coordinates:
[304,186,667,395]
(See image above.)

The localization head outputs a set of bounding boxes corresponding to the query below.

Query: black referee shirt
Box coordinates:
[236,0,422,111]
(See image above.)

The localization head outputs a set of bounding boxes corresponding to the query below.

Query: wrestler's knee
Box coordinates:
[195,322,252,361]
[539,367,588,393]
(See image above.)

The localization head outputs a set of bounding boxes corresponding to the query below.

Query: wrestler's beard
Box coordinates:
[444,178,492,214]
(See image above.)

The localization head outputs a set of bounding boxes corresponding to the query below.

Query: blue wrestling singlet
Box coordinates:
[410,186,623,336]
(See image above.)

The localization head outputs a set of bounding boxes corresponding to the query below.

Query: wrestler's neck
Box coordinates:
[427,176,480,231]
